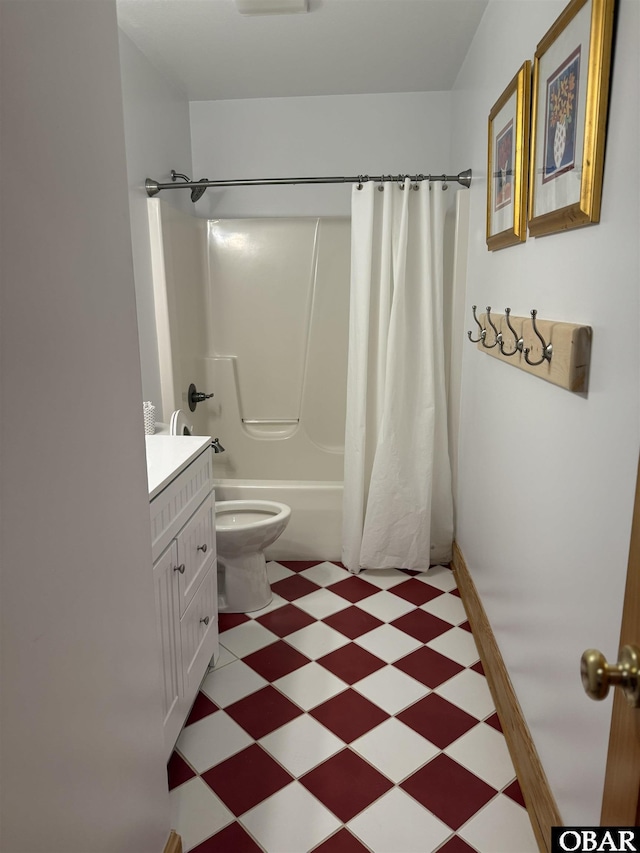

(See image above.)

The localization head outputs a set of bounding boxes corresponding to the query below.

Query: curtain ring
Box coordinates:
[378,176,385,192]
[356,175,365,190]
[398,174,406,190]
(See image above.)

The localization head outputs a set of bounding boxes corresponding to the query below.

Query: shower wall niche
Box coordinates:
[149,199,350,559]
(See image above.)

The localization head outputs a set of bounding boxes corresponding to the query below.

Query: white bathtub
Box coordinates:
[212,479,343,562]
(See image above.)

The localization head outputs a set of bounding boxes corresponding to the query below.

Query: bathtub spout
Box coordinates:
[211,437,225,453]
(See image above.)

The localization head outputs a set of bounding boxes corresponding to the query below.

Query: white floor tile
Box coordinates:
[459,793,538,853]
[200,660,268,708]
[348,787,451,853]
[351,718,439,783]
[354,623,422,663]
[435,669,496,720]
[212,644,236,670]
[358,568,409,589]
[246,593,288,618]
[285,621,349,659]
[356,590,415,623]
[294,588,351,620]
[169,777,234,853]
[274,661,347,710]
[300,561,350,586]
[218,620,279,657]
[445,723,516,790]
[427,626,480,666]
[242,781,341,853]
[176,711,253,773]
[420,592,468,625]
[418,564,458,592]
[259,714,344,777]
[353,665,429,715]
[267,561,295,584]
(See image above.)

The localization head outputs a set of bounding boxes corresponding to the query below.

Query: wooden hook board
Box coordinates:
[476,312,592,393]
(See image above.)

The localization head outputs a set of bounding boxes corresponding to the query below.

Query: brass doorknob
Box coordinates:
[581,645,640,708]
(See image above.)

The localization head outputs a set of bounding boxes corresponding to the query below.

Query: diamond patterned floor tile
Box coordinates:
[201,743,293,816]
[300,748,393,823]
[310,689,390,743]
[166,559,532,853]
[400,753,497,830]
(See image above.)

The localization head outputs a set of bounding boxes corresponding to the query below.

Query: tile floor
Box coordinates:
[168,561,538,853]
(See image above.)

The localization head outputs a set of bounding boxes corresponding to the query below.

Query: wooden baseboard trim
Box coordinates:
[163,830,182,853]
[452,542,561,853]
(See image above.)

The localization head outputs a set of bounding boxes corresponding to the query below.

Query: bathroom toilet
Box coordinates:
[170,409,193,435]
[215,500,291,613]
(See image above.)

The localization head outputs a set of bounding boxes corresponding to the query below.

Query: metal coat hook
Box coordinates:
[499,308,524,357]
[481,307,499,349]
[523,309,553,366]
[467,305,486,344]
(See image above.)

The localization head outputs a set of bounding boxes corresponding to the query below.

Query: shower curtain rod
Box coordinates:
[145,168,472,199]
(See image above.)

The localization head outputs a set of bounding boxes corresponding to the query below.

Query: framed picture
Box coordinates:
[528,0,616,237]
[486,61,531,250]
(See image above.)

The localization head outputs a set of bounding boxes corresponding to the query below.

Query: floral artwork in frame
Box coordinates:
[528,0,616,237]
[486,61,530,251]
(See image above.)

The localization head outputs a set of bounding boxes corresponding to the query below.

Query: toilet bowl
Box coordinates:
[215,500,291,613]
[170,409,193,436]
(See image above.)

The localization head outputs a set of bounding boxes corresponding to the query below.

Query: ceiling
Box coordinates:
[116,0,488,101]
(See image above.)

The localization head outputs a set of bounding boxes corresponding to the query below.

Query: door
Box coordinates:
[597,455,640,823]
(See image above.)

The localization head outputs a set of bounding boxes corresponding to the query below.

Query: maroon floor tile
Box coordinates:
[310,689,389,743]
[277,560,322,572]
[243,640,310,682]
[218,612,250,633]
[485,712,503,732]
[323,606,384,640]
[184,691,218,727]
[391,578,444,606]
[225,685,303,739]
[401,754,496,830]
[436,835,480,853]
[451,588,462,598]
[398,568,423,576]
[326,576,378,603]
[397,693,478,748]
[470,660,485,675]
[459,619,472,632]
[271,573,321,601]
[318,643,385,685]
[393,646,464,689]
[301,748,393,823]
[167,751,195,790]
[311,827,371,852]
[201,744,293,816]
[391,609,451,643]
[191,822,262,852]
[256,603,316,637]
[503,778,526,808]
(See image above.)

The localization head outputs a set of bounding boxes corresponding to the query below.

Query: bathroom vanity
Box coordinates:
[146,436,219,758]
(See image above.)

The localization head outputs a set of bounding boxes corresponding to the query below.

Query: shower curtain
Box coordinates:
[342,178,453,573]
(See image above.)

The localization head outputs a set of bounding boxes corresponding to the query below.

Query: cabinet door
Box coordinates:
[176,494,216,616]
[180,568,218,703]
[153,543,181,753]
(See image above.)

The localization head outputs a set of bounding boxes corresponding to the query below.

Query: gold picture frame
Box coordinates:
[528,0,615,237]
[486,61,531,251]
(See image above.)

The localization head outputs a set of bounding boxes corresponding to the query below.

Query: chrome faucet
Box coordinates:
[211,437,225,453]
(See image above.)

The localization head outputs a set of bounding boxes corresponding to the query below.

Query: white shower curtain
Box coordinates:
[342,178,453,573]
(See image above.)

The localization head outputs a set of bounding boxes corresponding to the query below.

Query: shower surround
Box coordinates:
[148,200,350,559]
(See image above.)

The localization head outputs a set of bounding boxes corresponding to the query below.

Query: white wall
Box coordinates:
[452,0,640,824]
[190,92,453,217]
[0,3,170,851]
[119,31,194,407]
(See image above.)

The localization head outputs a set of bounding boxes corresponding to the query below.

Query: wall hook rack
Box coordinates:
[466,306,592,393]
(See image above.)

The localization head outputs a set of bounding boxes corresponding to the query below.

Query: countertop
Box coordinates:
[145,435,212,500]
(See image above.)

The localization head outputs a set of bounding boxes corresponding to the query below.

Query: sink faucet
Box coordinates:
[211,437,225,453]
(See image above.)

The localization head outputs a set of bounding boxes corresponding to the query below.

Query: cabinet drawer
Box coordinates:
[176,494,216,616]
[180,568,218,701]
[150,448,212,562]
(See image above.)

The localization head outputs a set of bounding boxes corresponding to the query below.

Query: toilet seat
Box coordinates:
[170,409,193,436]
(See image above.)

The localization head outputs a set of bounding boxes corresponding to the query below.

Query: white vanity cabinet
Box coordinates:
[147,437,219,758]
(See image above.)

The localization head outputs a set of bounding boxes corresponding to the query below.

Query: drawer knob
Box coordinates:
[174,563,186,574]
[197,543,208,553]
[200,616,210,626]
